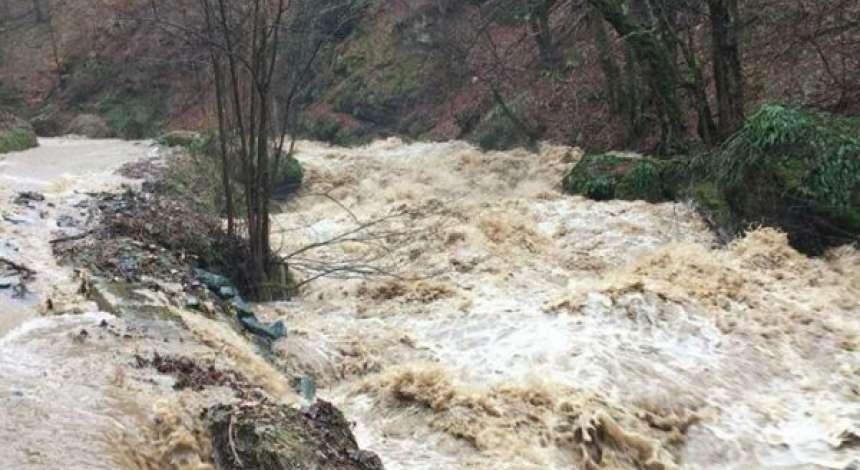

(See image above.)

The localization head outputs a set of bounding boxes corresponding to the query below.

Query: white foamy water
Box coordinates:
[1,137,858,469]
[266,138,860,469]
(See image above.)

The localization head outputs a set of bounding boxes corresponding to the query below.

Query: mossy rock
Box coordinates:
[0,110,38,154]
[207,400,383,470]
[30,111,68,137]
[66,114,114,138]
[688,181,735,242]
[563,153,669,202]
[708,104,860,253]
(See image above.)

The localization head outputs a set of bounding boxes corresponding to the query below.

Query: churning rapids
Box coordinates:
[1,137,858,469]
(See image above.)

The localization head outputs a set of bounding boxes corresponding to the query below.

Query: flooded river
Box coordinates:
[270,138,860,469]
[1,137,858,468]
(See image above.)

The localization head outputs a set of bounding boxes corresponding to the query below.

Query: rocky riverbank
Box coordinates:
[0,138,382,469]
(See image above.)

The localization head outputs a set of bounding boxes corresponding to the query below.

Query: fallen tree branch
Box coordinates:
[0,256,35,278]
[49,230,97,245]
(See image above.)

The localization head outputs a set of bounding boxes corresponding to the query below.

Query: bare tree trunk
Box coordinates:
[33,0,45,22]
[200,0,235,237]
[588,0,687,153]
[708,0,745,138]
[527,0,561,69]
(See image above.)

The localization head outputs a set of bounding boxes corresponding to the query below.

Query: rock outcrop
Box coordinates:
[66,114,114,138]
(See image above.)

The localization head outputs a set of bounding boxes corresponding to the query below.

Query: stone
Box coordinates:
[14,191,45,205]
[0,276,19,289]
[207,400,384,470]
[66,114,114,139]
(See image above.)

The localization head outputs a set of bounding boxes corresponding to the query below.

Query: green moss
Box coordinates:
[0,127,38,154]
[563,153,669,202]
[690,182,733,229]
[617,161,664,202]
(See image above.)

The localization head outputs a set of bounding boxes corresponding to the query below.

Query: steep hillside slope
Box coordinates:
[1,0,858,150]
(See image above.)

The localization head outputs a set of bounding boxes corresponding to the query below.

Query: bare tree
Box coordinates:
[707,0,745,137]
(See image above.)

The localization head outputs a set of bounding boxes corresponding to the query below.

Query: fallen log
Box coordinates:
[0,256,35,278]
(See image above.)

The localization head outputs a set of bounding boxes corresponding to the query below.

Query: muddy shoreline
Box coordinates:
[0,138,382,469]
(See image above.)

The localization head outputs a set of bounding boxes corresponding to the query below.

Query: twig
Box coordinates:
[228,413,243,467]
[49,230,96,244]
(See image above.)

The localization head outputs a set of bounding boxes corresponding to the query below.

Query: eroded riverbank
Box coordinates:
[1,138,381,469]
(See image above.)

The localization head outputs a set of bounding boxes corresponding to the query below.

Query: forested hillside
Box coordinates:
[1,0,858,151]
[2,2,859,469]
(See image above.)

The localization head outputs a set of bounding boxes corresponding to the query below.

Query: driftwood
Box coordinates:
[49,230,96,245]
[0,256,35,278]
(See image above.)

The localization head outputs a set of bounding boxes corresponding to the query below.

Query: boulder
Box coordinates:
[0,110,38,154]
[66,114,114,138]
[207,400,384,470]
[30,112,68,137]
[272,154,305,199]
[563,153,669,202]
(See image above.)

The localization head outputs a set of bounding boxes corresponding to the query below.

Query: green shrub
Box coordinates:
[0,127,38,154]
[0,110,38,154]
[706,104,860,253]
[617,161,664,202]
[102,96,161,139]
[159,130,202,148]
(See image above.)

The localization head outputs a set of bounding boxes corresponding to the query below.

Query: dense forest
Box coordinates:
[1,0,857,150]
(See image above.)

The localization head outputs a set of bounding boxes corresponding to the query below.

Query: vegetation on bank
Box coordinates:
[0,111,38,154]
[159,131,305,215]
[564,105,860,253]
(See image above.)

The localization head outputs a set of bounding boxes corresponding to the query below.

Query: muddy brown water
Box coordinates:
[1,137,858,469]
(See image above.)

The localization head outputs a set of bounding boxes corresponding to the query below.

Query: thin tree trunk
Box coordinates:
[527,0,561,69]
[588,0,687,153]
[708,0,745,138]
